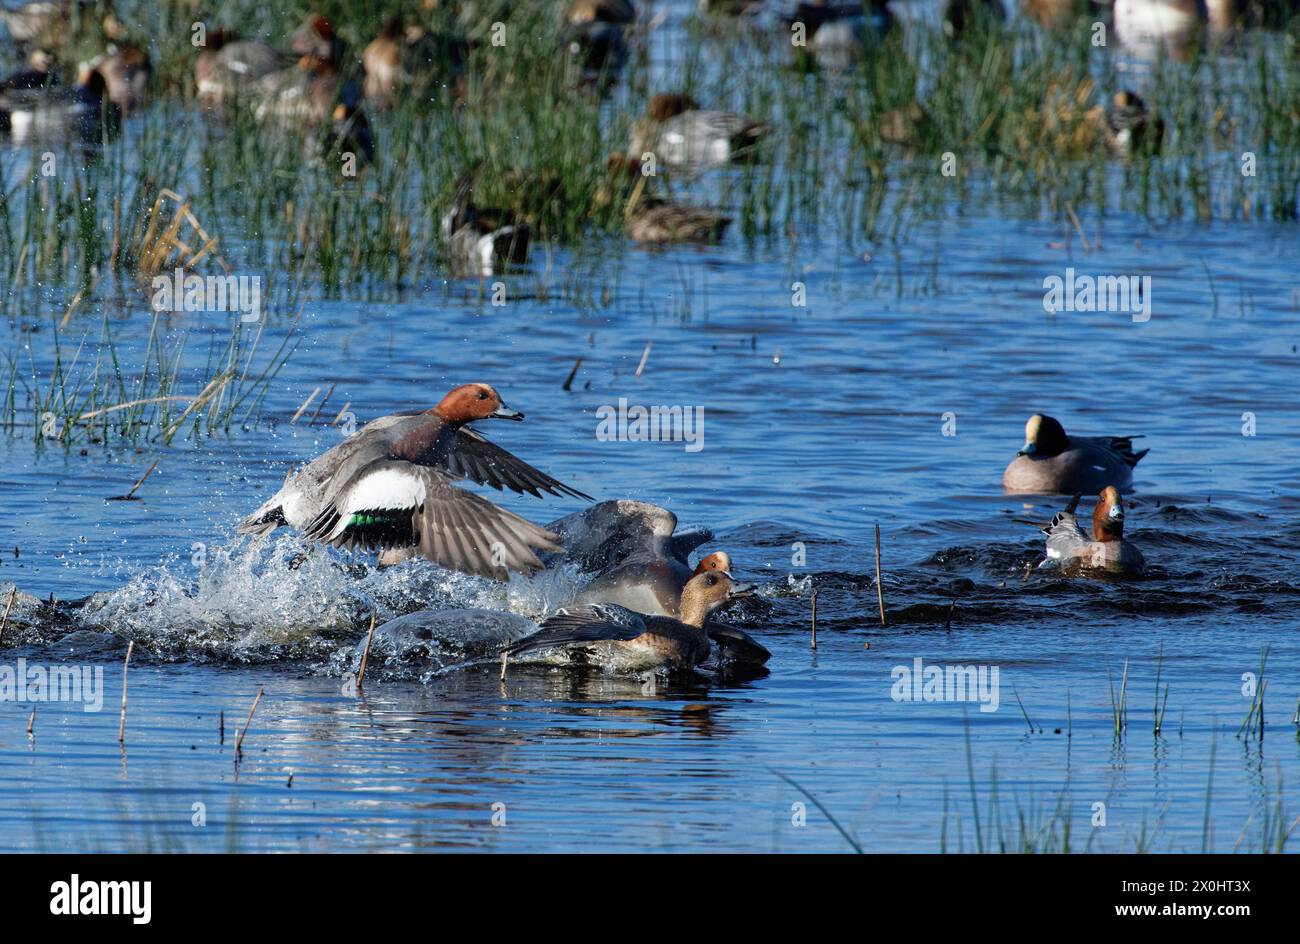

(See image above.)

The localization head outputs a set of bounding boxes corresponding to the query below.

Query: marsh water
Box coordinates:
[1,1,1299,852]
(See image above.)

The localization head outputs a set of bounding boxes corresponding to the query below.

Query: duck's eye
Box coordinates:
[706,575,717,586]
[477,391,488,400]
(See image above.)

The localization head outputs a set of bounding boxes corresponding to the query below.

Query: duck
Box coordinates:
[781,1,894,37]
[503,570,754,673]
[627,198,731,243]
[194,30,296,107]
[1113,0,1206,58]
[576,547,731,617]
[0,64,118,142]
[628,93,766,169]
[353,608,541,678]
[575,547,771,665]
[0,1,77,45]
[253,54,361,126]
[326,101,375,168]
[441,174,531,276]
[565,1,633,83]
[362,16,471,108]
[1039,487,1146,576]
[87,42,152,114]
[568,0,636,24]
[237,383,592,579]
[0,48,58,96]
[289,12,348,67]
[542,499,714,574]
[1003,414,1148,495]
[1102,90,1163,157]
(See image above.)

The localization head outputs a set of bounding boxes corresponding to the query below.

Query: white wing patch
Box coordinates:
[329,468,426,539]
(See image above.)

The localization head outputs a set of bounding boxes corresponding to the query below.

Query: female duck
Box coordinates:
[503,570,753,672]
[1040,487,1146,576]
[238,383,591,579]
[1003,414,1147,495]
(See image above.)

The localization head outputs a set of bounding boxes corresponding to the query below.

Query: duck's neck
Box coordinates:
[679,599,711,629]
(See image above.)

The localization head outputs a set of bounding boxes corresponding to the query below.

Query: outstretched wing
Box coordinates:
[302,460,562,579]
[444,426,593,500]
[706,623,771,665]
[1041,494,1088,564]
[504,604,647,657]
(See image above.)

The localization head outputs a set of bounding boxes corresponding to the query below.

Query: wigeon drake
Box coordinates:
[1040,487,1146,576]
[542,500,713,573]
[503,570,755,673]
[441,174,531,277]
[576,548,732,617]
[628,94,766,169]
[194,31,296,107]
[88,42,152,114]
[1003,414,1147,495]
[1102,90,1164,157]
[237,383,593,579]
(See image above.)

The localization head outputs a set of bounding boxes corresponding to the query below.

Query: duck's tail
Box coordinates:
[1107,436,1149,468]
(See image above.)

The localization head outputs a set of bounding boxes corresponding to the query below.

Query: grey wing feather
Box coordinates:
[504,604,647,656]
[1041,495,1088,564]
[445,427,593,500]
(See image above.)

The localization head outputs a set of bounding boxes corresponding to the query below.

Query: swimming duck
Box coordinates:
[441,174,531,276]
[289,12,348,67]
[628,94,766,169]
[237,383,592,579]
[503,570,753,672]
[1003,414,1148,495]
[362,16,471,108]
[0,64,118,142]
[1113,0,1205,58]
[1040,487,1146,575]
[1103,90,1163,157]
[88,42,151,114]
[195,31,296,107]
[781,1,894,37]
[627,198,732,243]
[565,1,633,83]
[0,48,57,96]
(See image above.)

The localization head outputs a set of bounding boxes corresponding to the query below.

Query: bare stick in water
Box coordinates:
[356,610,377,691]
[118,640,134,745]
[219,710,225,745]
[110,459,159,502]
[499,650,509,681]
[27,707,35,736]
[235,687,265,760]
[291,387,321,425]
[810,585,818,650]
[562,358,583,391]
[635,343,652,378]
[874,524,886,627]
[0,586,16,647]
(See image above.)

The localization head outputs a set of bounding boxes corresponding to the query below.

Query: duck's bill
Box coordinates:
[1017,442,1037,456]
[492,404,525,421]
[728,582,757,599]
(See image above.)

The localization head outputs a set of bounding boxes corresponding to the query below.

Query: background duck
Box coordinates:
[1039,487,1146,576]
[628,93,766,169]
[88,42,151,114]
[541,499,712,574]
[0,48,57,97]
[0,63,117,142]
[237,383,591,579]
[194,30,296,107]
[362,15,471,108]
[503,570,753,672]
[1003,413,1148,495]
[441,173,532,276]
[1103,90,1163,157]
